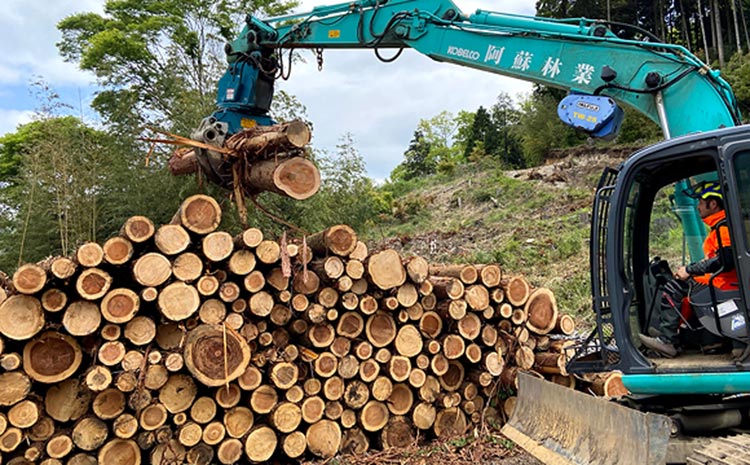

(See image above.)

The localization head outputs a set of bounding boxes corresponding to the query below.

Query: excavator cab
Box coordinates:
[506,127,750,465]
[580,126,750,378]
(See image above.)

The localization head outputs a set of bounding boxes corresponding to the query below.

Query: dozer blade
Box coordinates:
[501,372,672,465]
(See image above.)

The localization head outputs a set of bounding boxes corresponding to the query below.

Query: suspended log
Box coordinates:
[227,120,311,154]
[244,157,321,200]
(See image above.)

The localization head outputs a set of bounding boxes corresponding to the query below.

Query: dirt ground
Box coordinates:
[304,432,544,465]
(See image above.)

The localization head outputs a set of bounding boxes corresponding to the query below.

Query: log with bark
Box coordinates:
[168,121,321,200]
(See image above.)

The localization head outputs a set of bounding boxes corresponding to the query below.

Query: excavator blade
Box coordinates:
[501,372,672,465]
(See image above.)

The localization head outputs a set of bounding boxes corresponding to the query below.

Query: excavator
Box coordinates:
[190,0,750,463]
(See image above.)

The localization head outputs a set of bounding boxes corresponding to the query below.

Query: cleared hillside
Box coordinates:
[367,145,638,329]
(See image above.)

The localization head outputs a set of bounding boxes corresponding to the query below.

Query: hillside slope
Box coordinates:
[367,145,637,325]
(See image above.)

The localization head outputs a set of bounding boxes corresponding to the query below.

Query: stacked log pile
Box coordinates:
[0,194,597,465]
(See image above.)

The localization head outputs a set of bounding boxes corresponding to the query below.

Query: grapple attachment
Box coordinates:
[501,372,672,465]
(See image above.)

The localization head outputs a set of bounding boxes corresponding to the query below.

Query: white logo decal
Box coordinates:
[511,51,533,71]
[573,63,596,85]
[541,57,562,78]
[484,45,505,65]
[447,45,480,61]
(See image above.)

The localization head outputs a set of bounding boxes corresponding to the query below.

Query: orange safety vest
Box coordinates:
[693,210,739,290]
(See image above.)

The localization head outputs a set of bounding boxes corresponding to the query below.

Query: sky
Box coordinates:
[0,0,536,182]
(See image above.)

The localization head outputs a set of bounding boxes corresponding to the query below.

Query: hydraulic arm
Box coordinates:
[195,0,741,261]
[219,0,739,138]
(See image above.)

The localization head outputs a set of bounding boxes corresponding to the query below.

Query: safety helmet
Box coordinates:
[684,180,723,201]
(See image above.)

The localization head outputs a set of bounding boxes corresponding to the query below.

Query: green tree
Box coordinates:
[722,51,750,116]
[57,0,297,133]
[315,133,388,228]
[489,93,524,168]
[517,90,584,166]
[463,106,494,159]
[452,110,476,157]
[394,130,434,180]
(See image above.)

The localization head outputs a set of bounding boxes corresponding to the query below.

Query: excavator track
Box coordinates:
[687,434,750,464]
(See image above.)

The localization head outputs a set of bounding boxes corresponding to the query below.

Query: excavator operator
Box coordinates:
[640,181,740,358]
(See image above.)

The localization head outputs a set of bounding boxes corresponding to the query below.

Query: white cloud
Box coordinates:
[0,109,34,137]
[0,0,538,180]
[279,0,537,179]
[0,0,104,86]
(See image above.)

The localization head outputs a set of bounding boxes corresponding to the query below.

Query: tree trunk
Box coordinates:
[713,0,725,67]
[244,157,321,200]
[103,236,134,265]
[184,325,251,387]
[525,287,559,335]
[171,194,222,235]
[368,250,407,290]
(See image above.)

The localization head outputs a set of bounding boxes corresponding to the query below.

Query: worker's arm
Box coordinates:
[686,247,736,276]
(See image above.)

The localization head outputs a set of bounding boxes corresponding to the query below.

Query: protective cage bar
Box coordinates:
[569,167,621,372]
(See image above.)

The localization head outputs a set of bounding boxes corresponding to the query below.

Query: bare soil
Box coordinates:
[303,432,543,465]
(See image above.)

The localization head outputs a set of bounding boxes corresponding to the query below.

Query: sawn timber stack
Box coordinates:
[0,194,617,464]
